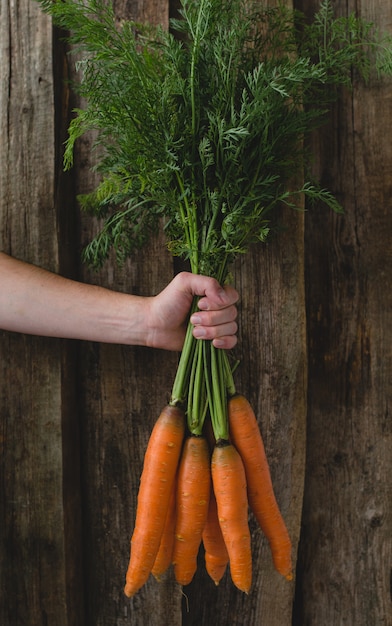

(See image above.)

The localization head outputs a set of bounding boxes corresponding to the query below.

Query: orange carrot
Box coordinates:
[202,489,229,585]
[211,441,252,594]
[124,404,185,597]
[172,435,211,586]
[228,394,293,580]
[151,481,177,581]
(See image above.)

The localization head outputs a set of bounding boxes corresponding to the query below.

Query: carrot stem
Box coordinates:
[187,338,207,435]
[223,349,236,397]
[171,279,235,440]
[170,299,199,407]
[200,342,230,441]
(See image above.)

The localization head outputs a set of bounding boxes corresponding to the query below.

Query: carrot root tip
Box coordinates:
[124,585,134,598]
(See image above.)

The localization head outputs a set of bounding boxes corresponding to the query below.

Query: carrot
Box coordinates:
[211,440,252,594]
[202,489,229,585]
[151,481,177,581]
[228,394,293,580]
[172,435,211,586]
[124,404,185,597]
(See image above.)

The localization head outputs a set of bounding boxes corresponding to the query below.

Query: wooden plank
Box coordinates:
[70,0,306,623]
[294,0,392,623]
[0,1,55,261]
[70,1,184,623]
[0,2,83,624]
[183,208,307,625]
[181,1,306,621]
[77,254,182,626]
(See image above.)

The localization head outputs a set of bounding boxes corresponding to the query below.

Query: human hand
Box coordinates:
[146,272,239,351]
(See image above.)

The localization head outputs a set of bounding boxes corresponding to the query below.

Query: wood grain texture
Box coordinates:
[0,2,83,625]
[0,0,305,623]
[71,1,182,624]
[4,0,390,624]
[70,0,306,623]
[182,207,307,626]
[294,1,392,624]
[0,0,55,265]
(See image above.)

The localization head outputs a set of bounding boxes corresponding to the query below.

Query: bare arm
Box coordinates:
[0,253,238,350]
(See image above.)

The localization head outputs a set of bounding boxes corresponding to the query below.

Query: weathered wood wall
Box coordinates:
[0,2,83,625]
[293,1,392,624]
[0,1,390,625]
[72,0,304,623]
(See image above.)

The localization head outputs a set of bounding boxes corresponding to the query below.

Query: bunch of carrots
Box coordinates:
[124,393,292,597]
[36,0,392,600]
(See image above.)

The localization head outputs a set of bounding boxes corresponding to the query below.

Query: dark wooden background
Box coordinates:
[0,1,391,624]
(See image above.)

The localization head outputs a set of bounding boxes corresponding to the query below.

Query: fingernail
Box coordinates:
[190,314,202,324]
[193,326,206,338]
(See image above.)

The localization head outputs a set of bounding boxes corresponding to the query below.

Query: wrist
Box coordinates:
[113,293,152,347]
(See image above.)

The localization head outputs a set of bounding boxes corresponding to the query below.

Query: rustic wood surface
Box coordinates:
[0,1,83,625]
[72,0,304,622]
[294,1,392,624]
[0,0,390,624]
[181,206,307,626]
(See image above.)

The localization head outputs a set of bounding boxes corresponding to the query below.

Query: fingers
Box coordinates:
[190,304,238,332]
[197,283,239,312]
[174,272,239,310]
[211,334,238,350]
[192,320,238,349]
[172,272,239,349]
[190,300,238,349]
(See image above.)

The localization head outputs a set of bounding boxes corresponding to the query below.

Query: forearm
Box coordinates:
[0,253,149,345]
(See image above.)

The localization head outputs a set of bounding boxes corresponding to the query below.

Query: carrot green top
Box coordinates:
[38,0,392,277]
[37,0,392,437]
